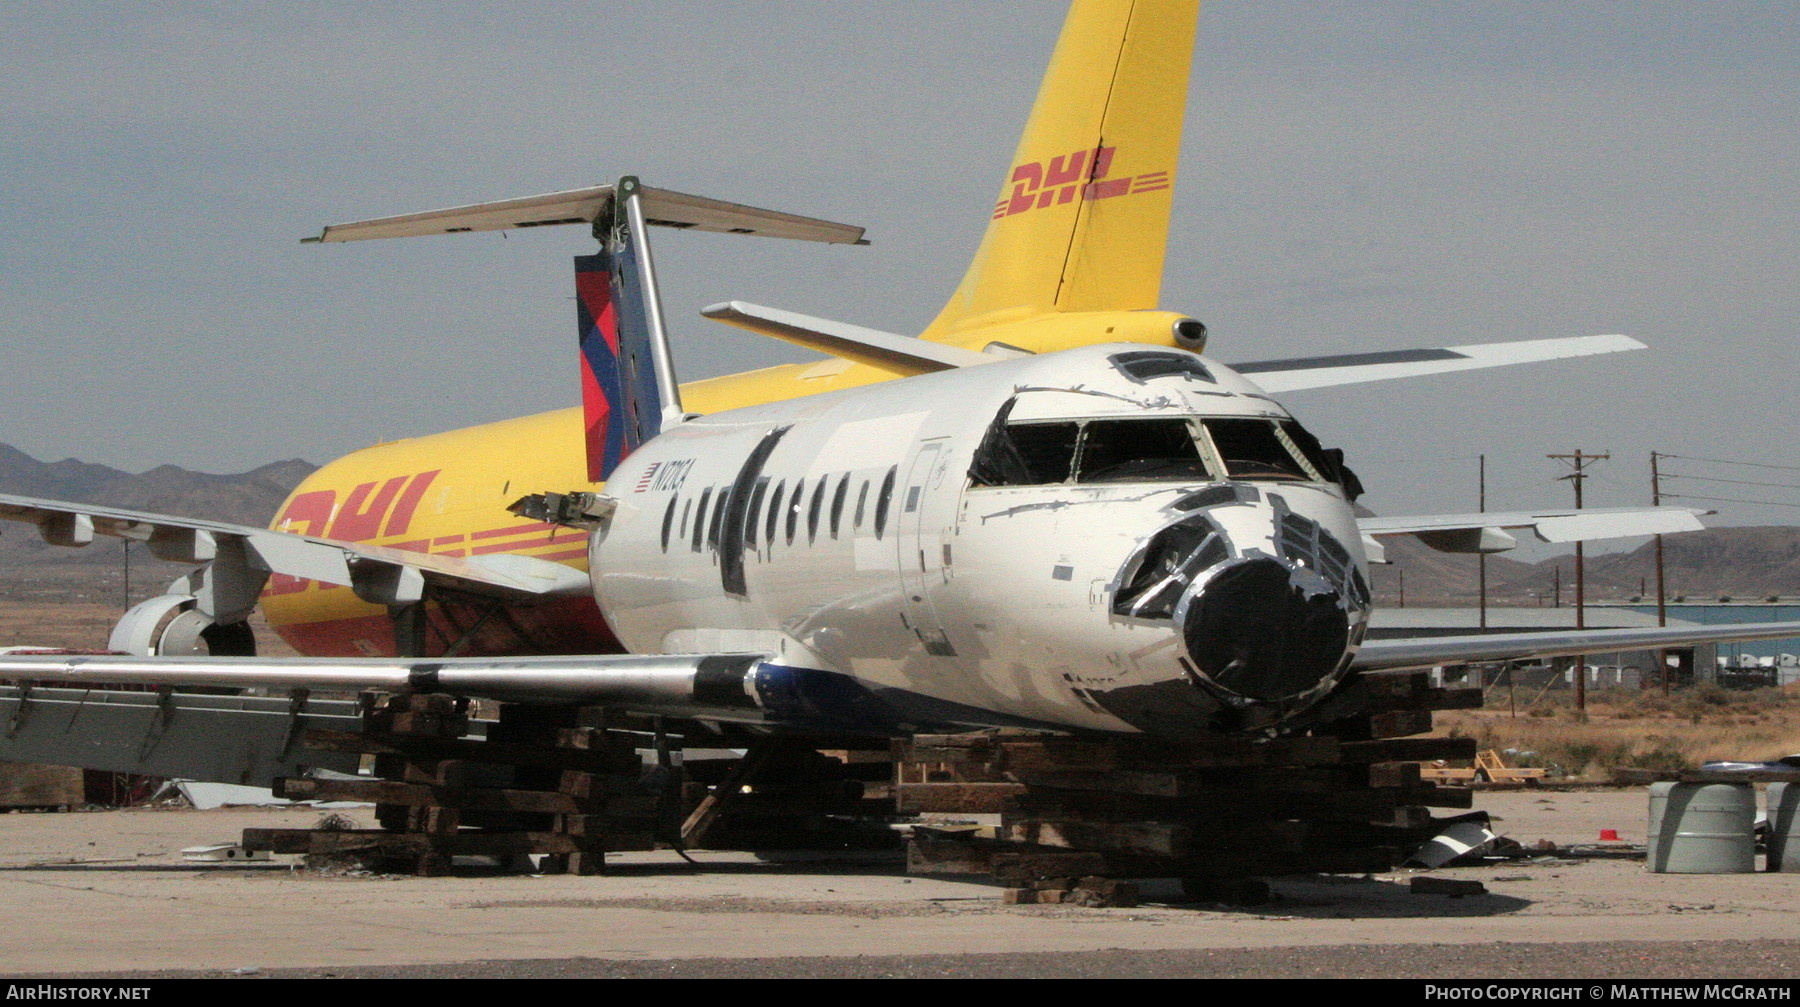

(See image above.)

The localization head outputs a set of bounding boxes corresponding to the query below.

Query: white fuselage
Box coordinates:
[592,344,1370,738]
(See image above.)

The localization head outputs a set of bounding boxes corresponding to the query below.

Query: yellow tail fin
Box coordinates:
[923,0,1200,341]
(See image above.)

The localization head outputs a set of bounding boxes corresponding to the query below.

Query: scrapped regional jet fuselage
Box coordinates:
[593,343,1368,737]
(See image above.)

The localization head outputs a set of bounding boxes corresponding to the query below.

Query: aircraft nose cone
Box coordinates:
[1182,557,1349,702]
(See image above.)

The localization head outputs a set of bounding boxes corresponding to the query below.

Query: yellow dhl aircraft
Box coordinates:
[4,0,1792,758]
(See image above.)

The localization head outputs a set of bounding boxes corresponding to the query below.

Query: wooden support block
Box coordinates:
[1363,762,1422,789]
[1338,737,1477,764]
[998,739,1118,773]
[907,838,998,875]
[558,770,648,800]
[420,807,460,835]
[1382,806,1436,829]
[1113,735,1341,769]
[1001,887,1037,905]
[1004,820,1193,858]
[1366,710,1435,739]
[895,782,1025,814]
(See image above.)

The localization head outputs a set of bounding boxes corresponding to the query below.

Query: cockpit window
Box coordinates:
[970,411,1211,487]
[1008,423,1081,483]
[1202,418,1318,482]
[1076,419,1211,483]
[1109,350,1214,385]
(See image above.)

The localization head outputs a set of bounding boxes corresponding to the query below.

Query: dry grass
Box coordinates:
[1433,684,1800,779]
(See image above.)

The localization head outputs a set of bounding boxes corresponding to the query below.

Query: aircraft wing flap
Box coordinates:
[1234,334,1646,393]
[1359,506,1708,554]
[702,300,995,375]
[305,183,865,245]
[1353,621,1800,673]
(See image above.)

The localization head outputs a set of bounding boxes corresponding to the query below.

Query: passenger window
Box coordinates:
[690,487,712,552]
[660,496,678,552]
[829,475,849,538]
[1076,419,1210,483]
[807,479,826,543]
[745,477,769,548]
[854,480,869,528]
[679,499,692,540]
[707,488,730,551]
[786,478,805,546]
[1203,419,1312,481]
[765,481,786,548]
[874,466,897,539]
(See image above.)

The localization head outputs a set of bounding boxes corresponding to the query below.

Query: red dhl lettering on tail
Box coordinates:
[991,146,1171,220]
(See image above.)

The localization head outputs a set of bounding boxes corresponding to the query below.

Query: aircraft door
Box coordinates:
[898,438,957,657]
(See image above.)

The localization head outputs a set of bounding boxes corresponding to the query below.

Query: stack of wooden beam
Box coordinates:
[900,672,1483,904]
[244,695,662,875]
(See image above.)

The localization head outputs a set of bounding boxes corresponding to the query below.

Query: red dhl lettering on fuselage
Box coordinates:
[991,146,1170,220]
[263,469,585,596]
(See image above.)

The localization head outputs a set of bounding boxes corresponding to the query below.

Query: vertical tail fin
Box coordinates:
[922,0,1201,340]
[575,178,685,482]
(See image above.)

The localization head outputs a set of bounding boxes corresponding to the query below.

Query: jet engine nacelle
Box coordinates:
[110,593,257,657]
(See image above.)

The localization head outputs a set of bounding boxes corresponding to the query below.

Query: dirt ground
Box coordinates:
[1,788,1798,979]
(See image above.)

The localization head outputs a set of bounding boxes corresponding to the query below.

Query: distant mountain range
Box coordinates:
[0,442,1794,608]
[0,444,315,601]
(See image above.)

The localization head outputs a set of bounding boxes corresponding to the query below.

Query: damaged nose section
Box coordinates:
[1180,557,1349,702]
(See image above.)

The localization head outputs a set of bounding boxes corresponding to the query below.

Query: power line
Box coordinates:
[1661,472,1800,492]
[1659,453,1800,473]
[1661,492,1800,510]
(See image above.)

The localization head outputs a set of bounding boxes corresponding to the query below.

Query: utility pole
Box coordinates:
[1652,451,1670,694]
[1478,454,1488,630]
[1549,449,1609,714]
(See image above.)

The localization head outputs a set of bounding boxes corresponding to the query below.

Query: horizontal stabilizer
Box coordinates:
[1354,621,1800,674]
[1233,334,1645,393]
[0,653,773,724]
[702,301,996,375]
[305,183,867,245]
[1360,506,1708,555]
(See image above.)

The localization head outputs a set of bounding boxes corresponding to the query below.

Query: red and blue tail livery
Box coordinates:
[575,238,664,482]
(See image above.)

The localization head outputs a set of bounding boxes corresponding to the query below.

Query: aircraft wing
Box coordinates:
[1233,334,1644,393]
[0,652,770,722]
[1353,621,1800,674]
[0,494,590,620]
[1358,506,1708,559]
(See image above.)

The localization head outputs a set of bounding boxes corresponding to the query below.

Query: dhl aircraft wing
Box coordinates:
[1356,506,1708,561]
[0,493,589,623]
[1232,334,1646,393]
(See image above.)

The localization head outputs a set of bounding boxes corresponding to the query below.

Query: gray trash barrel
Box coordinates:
[1767,782,1800,873]
[1647,781,1755,873]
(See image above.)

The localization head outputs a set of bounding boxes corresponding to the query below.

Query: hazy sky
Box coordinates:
[2,1,1796,534]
